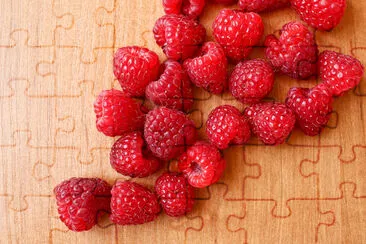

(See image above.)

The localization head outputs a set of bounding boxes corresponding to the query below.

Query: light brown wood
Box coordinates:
[1,0,366,243]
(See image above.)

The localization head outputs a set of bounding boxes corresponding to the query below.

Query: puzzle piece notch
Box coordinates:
[228,199,334,244]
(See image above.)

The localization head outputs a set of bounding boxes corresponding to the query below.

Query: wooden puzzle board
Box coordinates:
[1,0,366,243]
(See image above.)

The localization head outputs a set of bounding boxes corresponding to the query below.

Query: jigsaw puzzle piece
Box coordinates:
[317,183,366,243]
[0,196,52,243]
[0,31,55,96]
[0,0,72,46]
[185,183,246,243]
[301,146,366,198]
[228,199,334,243]
[242,144,319,217]
[53,0,115,62]
[0,80,73,146]
[36,47,114,97]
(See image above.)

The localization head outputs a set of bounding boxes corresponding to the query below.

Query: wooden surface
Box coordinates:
[1,0,366,243]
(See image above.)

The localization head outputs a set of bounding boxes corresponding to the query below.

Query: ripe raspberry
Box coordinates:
[110,181,160,225]
[144,107,197,160]
[153,14,206,61]
[163,0,205,19]
[113,46,160,97]
[265,21,318,80]
[229,59,274,104]
[239,0,290,12]
[206,105,251,149]
[286,83,333,136]
[319,51,364,96]
[146,60,194,111]
[155,172,195,217]
[178,141,226,188]
[54,178,112,232]
[209,0,237,4]
[212,9,264,62]
[110,132,162,178]
[244,102,296,145]
[291,0,346,31]
[94,89,146,137]
[183,42,228,94]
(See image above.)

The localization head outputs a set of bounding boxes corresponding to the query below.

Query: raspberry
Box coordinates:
[163,0,205,19]
[178,141,226,188]
[319,51,364,96]
[209,0,237,4]
[153,14,206,61]
[146,60,194,111]
[239,0,290,12]
[110,181,160,225]
[54,178,112,232]
[212,9,264,62]
[229,59,274,104]
[183,42,228,94]
[286,83,333,136]
[94,89,146,137]
[113,46,160,97]
[291,0,346,31]
[265,21,318,80]
[144,107,197,160]
[110,132,162,178]
[155,172,195,217]
[244,102,296,145]
[206,105,251,149]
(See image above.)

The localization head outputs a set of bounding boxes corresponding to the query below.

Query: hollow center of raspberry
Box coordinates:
[190,162,202,174]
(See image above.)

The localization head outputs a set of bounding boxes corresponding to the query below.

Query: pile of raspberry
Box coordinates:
[54,0,364,231]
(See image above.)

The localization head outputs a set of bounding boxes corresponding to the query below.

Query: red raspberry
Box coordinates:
[146,60,194,111]
[155,172,195,217]
[229,59,274,104]
[206,105,251,149]
[212,9,264,62]
[265,21,318,80]
[239,0,290,12]
[113,46,160,97]
[210,0,237,4]
[291,0,346,31]
[110,132,162,178]
[178,141,226,188]
[54,178,112,232]
[153,14,206,61]
[183,42,228,94]
[144,107,197,160]
[319,51,364,96]
[163,0,205,19]
[244,102,296,145]
[110,181,160,225]
[94,89,146,137]
[286,83,333,136]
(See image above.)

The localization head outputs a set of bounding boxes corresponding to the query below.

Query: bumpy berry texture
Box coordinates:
[210,0,237,4]
[163,0,205,19]
[286,84,333,136]
[265,21,318,80]
[239,0,290,12]
[155,172,195,217]
[153,14,206,61]
[54,178,112,232]
[184,42,228,94]
[291,0,346,31]
[94,89,146,137]
[178,141,226,188]
[212,9,264,62]
[244,102,296,145]
[110,132,162,178]
[110,181,160,225]
[146,60,194,111]
[229,59,274,104]
[113,46,160,97]
[206,105,251,149]
[144,107,197,160]
[319,51,364,96]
